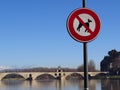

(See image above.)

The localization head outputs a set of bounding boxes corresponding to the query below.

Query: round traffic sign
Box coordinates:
[67,8,101,42]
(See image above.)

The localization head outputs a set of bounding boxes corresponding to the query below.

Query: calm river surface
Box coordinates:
[0,79,120,90]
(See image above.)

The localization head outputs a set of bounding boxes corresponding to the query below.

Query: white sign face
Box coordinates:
[73,14,96,36]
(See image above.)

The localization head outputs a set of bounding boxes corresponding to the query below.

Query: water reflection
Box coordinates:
[2,80,24,86]
[0,79,120,90]
[101,79,120,90]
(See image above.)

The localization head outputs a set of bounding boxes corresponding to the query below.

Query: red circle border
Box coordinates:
[67,8,101,42]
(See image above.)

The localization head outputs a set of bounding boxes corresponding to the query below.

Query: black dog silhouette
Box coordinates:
[77,19,92,32]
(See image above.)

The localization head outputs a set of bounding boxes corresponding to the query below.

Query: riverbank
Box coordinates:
[91,75,120,79]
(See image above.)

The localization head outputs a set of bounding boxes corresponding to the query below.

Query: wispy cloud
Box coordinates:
[0,66,13,70]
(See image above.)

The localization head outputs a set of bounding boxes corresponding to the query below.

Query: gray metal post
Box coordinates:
[82,0,89,90]
[83,42,89,90]
[83,0,86,8]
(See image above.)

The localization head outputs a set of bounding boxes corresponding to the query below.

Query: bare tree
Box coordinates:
[77,60,96,72]
[88,60,96,72]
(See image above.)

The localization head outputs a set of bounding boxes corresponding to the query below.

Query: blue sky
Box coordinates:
[0,0,120,69]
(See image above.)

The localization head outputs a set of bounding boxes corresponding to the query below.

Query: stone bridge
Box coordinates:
[0,71,108,80]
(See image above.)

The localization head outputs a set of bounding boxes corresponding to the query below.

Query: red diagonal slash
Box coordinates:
[76,15,93,34]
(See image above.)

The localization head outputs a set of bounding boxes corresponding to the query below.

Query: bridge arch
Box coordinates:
[35,74,56,80]
[93,73,108,79]
[95,73,108,76]
[1,73,25,80]
[66,73,84,80]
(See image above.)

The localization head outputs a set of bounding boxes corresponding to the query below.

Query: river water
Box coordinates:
[0,79,120,90]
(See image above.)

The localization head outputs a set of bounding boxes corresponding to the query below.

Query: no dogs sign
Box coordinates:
[67,8,101,42]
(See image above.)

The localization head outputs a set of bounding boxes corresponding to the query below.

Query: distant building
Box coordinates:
[100,49,120,75]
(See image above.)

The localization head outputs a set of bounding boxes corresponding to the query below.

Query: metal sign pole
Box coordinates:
[83,0,86,7]
[83,42,89,90]
[82,0,89,90]
[67,0,100,89]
